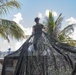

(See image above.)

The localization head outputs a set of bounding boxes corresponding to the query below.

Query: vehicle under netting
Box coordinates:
[1,32,76,75]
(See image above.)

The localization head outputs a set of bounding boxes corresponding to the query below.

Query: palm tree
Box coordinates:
[44,11,76,46]
[44,11,63,39]
[0,0,25,42]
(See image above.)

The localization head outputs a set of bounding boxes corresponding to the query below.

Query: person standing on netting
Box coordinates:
[32,17,45,51]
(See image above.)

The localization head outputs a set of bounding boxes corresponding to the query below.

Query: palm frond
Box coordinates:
[0,25,10,42]
[58,24,76,44]
[0,0,21,15]
[0,18,25,41]
[55,13,62,25]
[53,13,63,39]
[60,24,75,37]
[45,11,55,35]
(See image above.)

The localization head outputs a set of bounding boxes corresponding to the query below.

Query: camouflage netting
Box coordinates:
[1,32,76,75]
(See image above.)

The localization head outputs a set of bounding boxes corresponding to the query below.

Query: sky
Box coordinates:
[0,0,76,52]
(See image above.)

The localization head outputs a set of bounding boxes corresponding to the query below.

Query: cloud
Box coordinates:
[13,12,25,31]
[13,12,23,24]
[0,40,11,52]
[24,27,32,35]
[38,12,43,19]
[15,42,22,50]
[70,27,76,40]
[52,11,58,17]
[45,9,50,17]
[66,17,76,25]
[45,9,58,17]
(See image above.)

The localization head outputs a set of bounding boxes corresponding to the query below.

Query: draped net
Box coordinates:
[1,32,76,75]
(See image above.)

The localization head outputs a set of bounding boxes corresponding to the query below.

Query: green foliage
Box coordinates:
[0,19,25,42]
[58,24,76,46]
[45,11,63,39]
[45,12,55,36]
[0,0,25,42]
[44,11,76,46]
[54,13,63,39]
[58,33,65,42]
[0,0,21,15]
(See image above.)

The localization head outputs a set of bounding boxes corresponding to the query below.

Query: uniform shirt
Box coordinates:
[33,24,44,38]
[33,24,44,34]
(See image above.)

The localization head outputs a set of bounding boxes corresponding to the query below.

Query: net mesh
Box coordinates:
[1,32,76,75]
